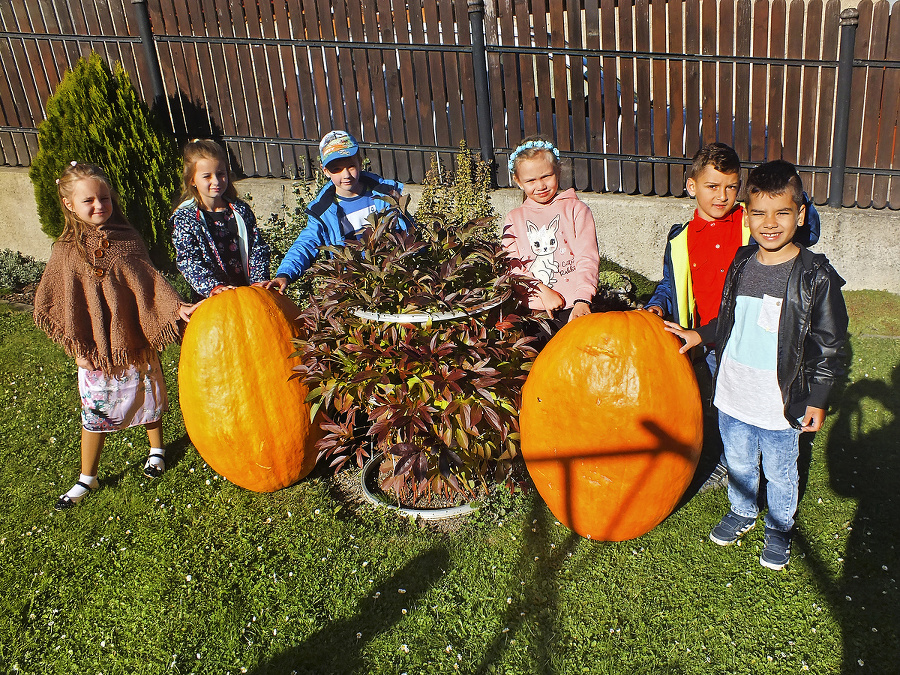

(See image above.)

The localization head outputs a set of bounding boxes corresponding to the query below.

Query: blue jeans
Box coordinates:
[719,410,801,532]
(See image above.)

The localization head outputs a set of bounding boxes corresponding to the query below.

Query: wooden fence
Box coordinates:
[0,0,898,208]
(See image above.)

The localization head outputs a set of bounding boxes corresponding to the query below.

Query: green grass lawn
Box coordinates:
[1,291,898,675]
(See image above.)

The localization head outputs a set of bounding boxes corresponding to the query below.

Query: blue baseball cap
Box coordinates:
[319,130,359,167]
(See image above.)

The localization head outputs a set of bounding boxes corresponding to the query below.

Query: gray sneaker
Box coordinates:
[710,510,756,546]
[699,462,729,493]
[760,527,792,570]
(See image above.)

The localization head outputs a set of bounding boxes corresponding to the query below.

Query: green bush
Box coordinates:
[415,141,496,232]
[0,249,45,290]
[28,52,181,269]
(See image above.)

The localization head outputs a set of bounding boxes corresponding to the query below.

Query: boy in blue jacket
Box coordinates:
[665,160,847,570]
[269,131,411,290]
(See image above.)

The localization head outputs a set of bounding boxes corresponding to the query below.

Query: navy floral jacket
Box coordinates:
[169,198,271,298]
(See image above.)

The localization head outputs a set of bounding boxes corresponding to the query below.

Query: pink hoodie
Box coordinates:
[502,188,600,311]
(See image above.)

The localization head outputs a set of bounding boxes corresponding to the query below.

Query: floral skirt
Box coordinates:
[78,353,168,432]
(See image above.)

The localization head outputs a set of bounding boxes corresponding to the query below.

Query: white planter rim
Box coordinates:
[351,297,502,324]
[360,451,475,520]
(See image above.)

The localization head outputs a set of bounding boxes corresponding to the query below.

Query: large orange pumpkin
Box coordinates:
[179,287,321,492]
[520,311,702,541]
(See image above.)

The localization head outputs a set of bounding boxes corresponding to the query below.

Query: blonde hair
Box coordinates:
[57,163,126,262]
[178,139,237,205]
[508,136,562,179]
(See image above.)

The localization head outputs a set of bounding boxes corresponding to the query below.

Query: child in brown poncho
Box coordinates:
[33,163,198,510]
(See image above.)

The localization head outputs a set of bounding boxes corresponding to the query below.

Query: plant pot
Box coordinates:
[360,451,475,521]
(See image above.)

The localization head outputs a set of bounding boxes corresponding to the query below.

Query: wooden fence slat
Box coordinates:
[154,0,194,142]
[667,0,685,195]
[240,0,275,175]
[566,0,588,189]
[401,0,432,183]
[16,0,60,98]
[181,0,218,138]
[44,0,79,72]
[733,0,752,163]
[718,0,735,149]
[585,0,607,192]
[779,0,800,162]
[314,0,347,135]
[451,0,479,148]
[842,0,874,205]
[420,1,450,171]
[548,0,572,157]
[651,0,669,194]
[813,0,840,204]
[374,0,410,181]
[512,0,535,141]
[288,0,320,173]
[873,2,900,208]
[392,0,424,183]
[633,0,653,194]
[749,0,769,163]
[530,0,554,140]
[343,2,376,175]
[766,0,787,161]
[361,0,392,175]
[855,0,890,208]
[599,0,620,192]
[0,50,24,164]
[268,0,304,176]
[487,0,513,186]
[683,0,700,168]
[0,4,41,160]
[619,0,639,193]
[301,0,337,174]
[437,0,466,149]
[700,0,717,145]
[108,0,145,100]
[798,0,823,191]
[482,0,506,185]
[228,0,268,174]
[255,0,290,175]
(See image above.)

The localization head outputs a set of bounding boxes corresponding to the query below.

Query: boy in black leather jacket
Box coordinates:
[665,160,848,570]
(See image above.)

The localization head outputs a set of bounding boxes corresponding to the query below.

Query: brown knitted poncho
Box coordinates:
[33,220,184,373]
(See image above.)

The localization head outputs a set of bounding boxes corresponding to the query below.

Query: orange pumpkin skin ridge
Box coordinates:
[179,287,320,492]
[520,311,703,541]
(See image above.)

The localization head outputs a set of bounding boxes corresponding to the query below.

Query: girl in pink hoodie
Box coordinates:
[502,138,600,344]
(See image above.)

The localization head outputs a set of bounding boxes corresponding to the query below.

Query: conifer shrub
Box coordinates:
[415,141,496,232]
[28,53,181,268]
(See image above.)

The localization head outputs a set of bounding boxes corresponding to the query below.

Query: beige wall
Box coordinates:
[4,168,898,294]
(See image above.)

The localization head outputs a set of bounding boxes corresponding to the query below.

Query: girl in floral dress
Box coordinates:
[33,163,197,510]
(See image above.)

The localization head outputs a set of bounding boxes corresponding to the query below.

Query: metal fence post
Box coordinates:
[131,0,166,111]
[467,0,495,171]
[828,8,859,207]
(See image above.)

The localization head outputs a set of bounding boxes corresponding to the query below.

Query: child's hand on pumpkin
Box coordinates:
[178,302,202,323]
[569,301,591,321]
[536,283,565,316]
[663,321,702,354]
[210,285,234,296]
[258,277,288,294]
[643,305,664,318]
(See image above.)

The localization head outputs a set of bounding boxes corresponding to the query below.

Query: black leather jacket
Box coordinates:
[700,245,848,430]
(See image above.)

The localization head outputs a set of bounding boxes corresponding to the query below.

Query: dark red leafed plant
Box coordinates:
[290,195,537,504]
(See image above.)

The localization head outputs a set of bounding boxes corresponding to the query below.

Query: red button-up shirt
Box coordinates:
[687,205,745,326]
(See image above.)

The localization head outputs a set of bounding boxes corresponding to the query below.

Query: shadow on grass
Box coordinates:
[472,498,581,675]
[247,546,449,675]
[807,360,900,673]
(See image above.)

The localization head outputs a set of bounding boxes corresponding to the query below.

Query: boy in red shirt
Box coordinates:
[644,143,748,488]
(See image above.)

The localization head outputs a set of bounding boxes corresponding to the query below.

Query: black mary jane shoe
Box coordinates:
[143,452,166,479]
[54,480,98,511]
